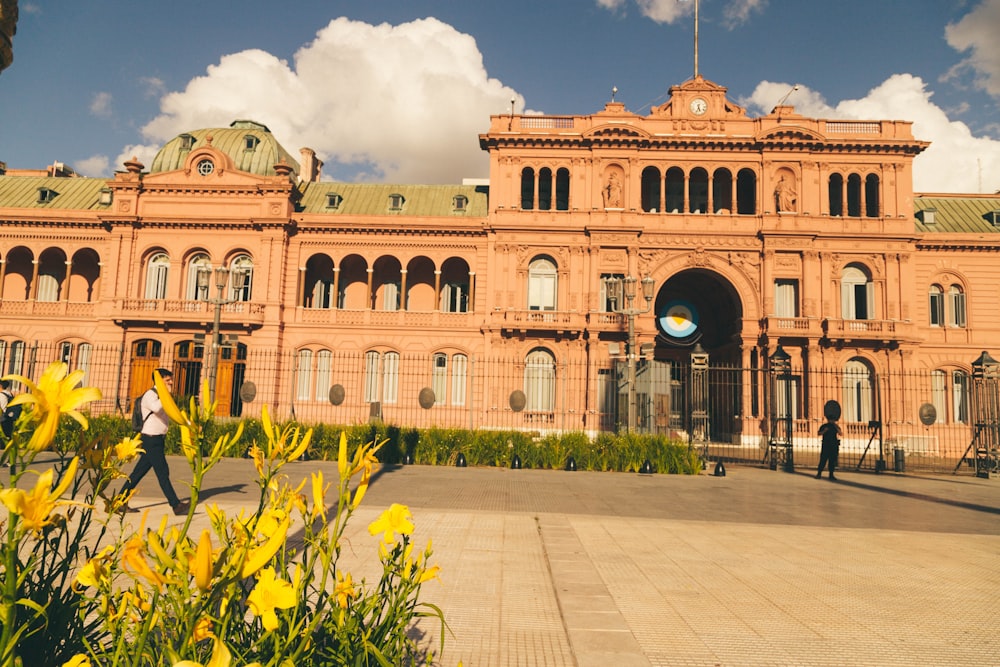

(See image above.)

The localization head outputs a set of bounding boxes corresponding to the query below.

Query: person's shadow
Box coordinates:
[196,483,249,502]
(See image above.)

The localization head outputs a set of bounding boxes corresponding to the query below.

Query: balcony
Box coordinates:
[823,319,916,343]
[116,299,266,327]
[497,309,587,335]
[0,300,97,318]
[761,316,823,338]
[294,308,476,329]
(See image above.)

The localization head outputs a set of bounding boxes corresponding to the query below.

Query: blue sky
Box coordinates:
[1,0,999,192]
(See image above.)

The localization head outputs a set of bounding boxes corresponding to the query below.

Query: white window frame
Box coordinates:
[841,265,873,320]
[929,285,944,327]
[525,348,556,412]
[948,285,966,328]
[145,253,170,300]
[295,349,313,401]
[451,354,468,406]
[528,258,557,311]
[774,279,799,318]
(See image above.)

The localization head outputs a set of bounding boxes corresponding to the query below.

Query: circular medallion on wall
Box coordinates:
[418,387,436,410]
[329,384,346,406]
[658,300,699,341]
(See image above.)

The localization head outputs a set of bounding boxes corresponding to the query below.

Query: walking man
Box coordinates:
[816,414,843,481]
[120,369,190,515]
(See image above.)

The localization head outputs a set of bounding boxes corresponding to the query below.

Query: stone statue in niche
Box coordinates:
[603,172,623,208]
[774,175,797,213]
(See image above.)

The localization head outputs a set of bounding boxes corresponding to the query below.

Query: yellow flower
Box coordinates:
[334,571,356,609]
[122,532,168,588]
[114,434,144,461]
[417,564,441,584]
[193,529,215,591]
[62,654,91,667]
[247,567,296,632]
[4,362,102,452]
[241,516,289,578]
[310,471,327,521]
[0,457,79,532]
[173,637,231,667]
[337,432,349,478]
[193,616,215,642]
[368,503,414,544]
[74,545,115,591]
[153,370,186,425]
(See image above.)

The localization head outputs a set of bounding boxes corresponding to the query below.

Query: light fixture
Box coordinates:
[511,454,522,470]
[565,456,577,472]
[456,453,467,468]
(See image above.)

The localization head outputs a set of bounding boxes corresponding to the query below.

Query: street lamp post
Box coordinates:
[197,265,247,404]
[607,275,656,432]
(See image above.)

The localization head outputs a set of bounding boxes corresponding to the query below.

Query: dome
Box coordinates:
[149,120,300,177]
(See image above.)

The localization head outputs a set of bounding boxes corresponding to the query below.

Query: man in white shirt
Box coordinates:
[119,369,190,515]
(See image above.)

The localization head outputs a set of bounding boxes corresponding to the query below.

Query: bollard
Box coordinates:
[893,447,905,473]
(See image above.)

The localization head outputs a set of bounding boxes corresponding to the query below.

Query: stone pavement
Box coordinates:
[119,458,1000,666]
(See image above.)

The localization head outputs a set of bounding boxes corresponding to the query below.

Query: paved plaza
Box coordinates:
[116,458,999,666]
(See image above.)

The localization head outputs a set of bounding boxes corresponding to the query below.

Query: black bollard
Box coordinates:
[511,454,522,469]
[456,453,467,467]
[713,461,726,477]
[565,456,577,471]
[639,459,654,474]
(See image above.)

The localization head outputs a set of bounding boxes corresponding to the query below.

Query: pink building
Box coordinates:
[2,76,999,473]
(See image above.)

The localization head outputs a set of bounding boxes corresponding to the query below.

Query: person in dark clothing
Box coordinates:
[816,415,843,481]
[119,369,190,515]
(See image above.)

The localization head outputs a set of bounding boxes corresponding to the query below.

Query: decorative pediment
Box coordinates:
[583,124,650,140]
[758,125,826,142]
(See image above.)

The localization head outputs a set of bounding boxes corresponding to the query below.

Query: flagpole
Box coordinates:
[693,0,699,78]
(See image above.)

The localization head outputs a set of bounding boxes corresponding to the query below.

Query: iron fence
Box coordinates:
[0,342,992,475]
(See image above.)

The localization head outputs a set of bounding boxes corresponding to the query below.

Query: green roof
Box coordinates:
[298,182,489,217]
[0,175,111,210]
[914,195,1000,234]
[149,120,300,177]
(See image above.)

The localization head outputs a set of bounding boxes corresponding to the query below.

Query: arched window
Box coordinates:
[828,173,844,216]
[932,368,970,424]
[841,265,873,320]
[538,167,552,211]
[527,257,557,312]
[520,167,535,210]
[364,350,399,404]
[452,353,468,406]
[228,255,253,302]
[555,168,570,211]
[1,340,26,376]
[303,254,335,308]
[865,174,880,217]
[712,168,733,213]
[665,167,684,213]
[145,253,170,299]
[688,167,708,213]
[431,353,447,406]
[525,348,556,412]
[847,173,862,217]
[641,166,661,212]
[929,285,944,326]
[842,358,874,423]
[948,285,966,327]
[186,253,212,300]
[736,169,757,214]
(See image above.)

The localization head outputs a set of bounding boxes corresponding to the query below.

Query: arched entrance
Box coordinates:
[634,269,745,443]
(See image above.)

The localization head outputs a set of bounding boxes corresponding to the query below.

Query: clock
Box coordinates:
[689,98,707,116]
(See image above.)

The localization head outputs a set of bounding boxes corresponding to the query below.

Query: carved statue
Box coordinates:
[603,172,622,208]
[774,175,797,213]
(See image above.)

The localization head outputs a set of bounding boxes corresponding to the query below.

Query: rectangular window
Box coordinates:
[929,290,944,326]
[953,371,969,424]
[295,350,313,401]
[451,354,467,406]
[382,352,399,404]
[364,351,380,403]
[528,274,556,311]
[431,354,447,406]
[382,283,400,311]
[931,370,946,424]
[315,351,332,401]
[949,288,966,327]
[774,280,799,318]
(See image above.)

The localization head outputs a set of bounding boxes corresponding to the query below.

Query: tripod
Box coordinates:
[856,420,883,471]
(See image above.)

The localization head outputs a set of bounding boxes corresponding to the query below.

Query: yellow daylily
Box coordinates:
[62,655,91,667]
[173,637,232,667]
[0,457,79,532]
[193,616,215,642]
[247,567,296,632]
[114,434,144,461]
[4,362,102,452]
[74,545,116,591]
[241,516,289,578]
[153,369,186,425]
[122,532,169,588]
[334,571,356,609]
[310,470,328,521]
[368,503,414,544]
[193,529,215,591]
[337,432,349,478]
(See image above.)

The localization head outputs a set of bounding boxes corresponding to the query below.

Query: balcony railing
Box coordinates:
[498,309,587,333]
[117,299,266,325]
[761,316,823,337]
[295,308,475,328]
[823,319,914,341]
[0,300,98,318]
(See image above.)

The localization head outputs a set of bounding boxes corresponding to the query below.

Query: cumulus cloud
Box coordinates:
[742,75,1000,193]
[134,17,520,183]
[140,76,166,99]
[74,154,110,177]
[90,92,112,118]
[944,0,1000,98]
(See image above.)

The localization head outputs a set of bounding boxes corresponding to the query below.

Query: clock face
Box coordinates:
[689,98,707,116]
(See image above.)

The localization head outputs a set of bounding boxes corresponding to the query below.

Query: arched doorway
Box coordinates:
[128,339,163,409]
[636,269,745,442]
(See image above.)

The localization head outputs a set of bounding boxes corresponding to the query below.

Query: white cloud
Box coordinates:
[136,17,521,183]
[597,0,761,26]
[140,76,166,99]
[111,143,161,174]
[945,0,1000,98]
[742,74,1000,194]
[721,0,767,28]
[90,92,112,118]
[74,154,110,177]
